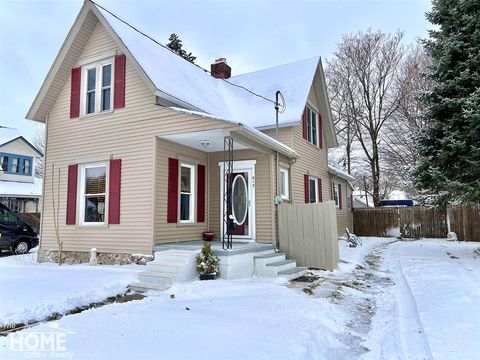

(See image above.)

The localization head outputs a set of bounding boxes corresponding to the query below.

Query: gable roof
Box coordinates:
[0,127,43,157]
[26,1,337,147]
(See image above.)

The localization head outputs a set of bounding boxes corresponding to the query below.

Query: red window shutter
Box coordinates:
[319,115,323,149]
[167,158,179,223]
[304,174,309,203]
[302,107,308,140]
[66,164,78,225]
[70,67,81,118]
[114,54,126,109]
[318,177,322,202]
[197,164,206,223]
[339,184,343,209]
[350,193,354,212]
[108,159,122,224]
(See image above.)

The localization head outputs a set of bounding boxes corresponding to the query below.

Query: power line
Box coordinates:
[89,0,277,105]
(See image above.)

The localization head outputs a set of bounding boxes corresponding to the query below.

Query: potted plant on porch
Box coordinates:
[195,243,220,280]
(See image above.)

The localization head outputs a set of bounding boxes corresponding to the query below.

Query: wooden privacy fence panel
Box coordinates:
[278,201,339,271]
[449,204,480,242]
[353,205,480,241]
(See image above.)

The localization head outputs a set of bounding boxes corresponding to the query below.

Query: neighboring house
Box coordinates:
[0,127,43,213]
[27,2,348,263]
[353,190,374,209]
[328,165,354,234]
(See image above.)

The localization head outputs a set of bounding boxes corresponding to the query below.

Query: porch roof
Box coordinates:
[162,107,299,159]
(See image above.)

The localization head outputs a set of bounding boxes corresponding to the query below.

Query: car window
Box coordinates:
[0,209,19,227]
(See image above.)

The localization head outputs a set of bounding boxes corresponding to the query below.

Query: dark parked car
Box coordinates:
[0,204,39,254]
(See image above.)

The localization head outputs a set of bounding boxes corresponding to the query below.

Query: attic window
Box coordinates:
[82,59,113,115]
[306,107,319,147]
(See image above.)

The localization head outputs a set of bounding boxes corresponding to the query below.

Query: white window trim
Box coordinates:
[80,57,114,117]
[309,176,319,203]
[179,163,195,224]
[333,183,340,208]
[306,107,320,148]
[78,162,108,226]
[280,167,290,200]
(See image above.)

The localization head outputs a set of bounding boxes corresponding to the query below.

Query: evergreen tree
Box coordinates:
[414,0,480,204]
[166,33,197,63]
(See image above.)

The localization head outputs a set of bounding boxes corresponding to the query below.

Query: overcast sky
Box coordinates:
[0,0,431,141]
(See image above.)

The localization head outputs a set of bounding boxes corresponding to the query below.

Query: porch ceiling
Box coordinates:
[160,129,250,153]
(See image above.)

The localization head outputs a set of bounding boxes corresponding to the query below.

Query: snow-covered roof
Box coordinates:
[0,127,21,146]
[328,165,355,183]
[0,178,42,197]
[96,5,318,129]
[0,126,43,157]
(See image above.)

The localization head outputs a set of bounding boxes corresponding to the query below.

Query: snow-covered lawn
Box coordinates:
[0,239,479,359]
[0,249,140,327]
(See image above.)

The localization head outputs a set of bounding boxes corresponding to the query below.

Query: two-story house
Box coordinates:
[26,1,353,264]
[0,126,43,214]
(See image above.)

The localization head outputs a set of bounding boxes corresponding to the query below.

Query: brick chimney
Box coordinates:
[211,58,231,79]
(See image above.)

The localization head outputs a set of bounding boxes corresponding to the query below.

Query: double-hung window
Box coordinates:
[309,177,319,203]
[306,107,319,146]
[0,155,8,171]
[23,158,31,175]
[280,167,290,200]
[11,157,19,173]
[83,60,113,115]
[333,183,340,208]
[180,164,195,223]
[80,164,107,224]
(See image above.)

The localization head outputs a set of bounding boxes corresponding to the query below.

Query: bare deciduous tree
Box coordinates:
[381,44,431,193]
[32,127,45,178]
[327,30,405,207]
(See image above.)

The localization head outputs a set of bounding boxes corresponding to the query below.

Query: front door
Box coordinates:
[231,172,249,236]
[219,160,256,241]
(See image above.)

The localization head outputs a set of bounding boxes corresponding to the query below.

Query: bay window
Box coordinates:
[180,163,195,223]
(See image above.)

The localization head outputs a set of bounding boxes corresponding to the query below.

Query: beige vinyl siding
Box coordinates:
[154,139,209,244]
[331,176,353,236]
[289,87,331,204]
[41,21,233,255]
[261,127,294,148]
[208,150,275,244]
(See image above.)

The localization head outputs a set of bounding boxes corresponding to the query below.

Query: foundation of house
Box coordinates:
[37,249,131,265]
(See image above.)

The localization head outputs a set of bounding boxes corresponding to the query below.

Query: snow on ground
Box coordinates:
[0,249,140,327]
[0,239,479,359]
[363,239,480,360]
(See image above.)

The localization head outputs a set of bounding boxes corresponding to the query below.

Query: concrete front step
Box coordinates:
[153,250,197,264]
[128,281,168,293]
[278,267,307,280]
[254,252,286,268]
[146,262,184,274]
[137,271,178,286]
[261,259,297,276]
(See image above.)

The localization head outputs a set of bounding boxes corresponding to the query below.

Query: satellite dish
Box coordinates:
[276,91,286,113]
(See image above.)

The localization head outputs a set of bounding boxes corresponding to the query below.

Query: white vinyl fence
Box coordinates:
[278,201,339,271]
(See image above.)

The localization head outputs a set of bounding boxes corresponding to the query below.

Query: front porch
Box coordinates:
[153,123,297,248]
[129,240,306,292]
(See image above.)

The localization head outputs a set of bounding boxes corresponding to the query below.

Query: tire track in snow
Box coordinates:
[392,243,433,360]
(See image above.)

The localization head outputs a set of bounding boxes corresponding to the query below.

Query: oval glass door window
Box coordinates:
[232,175,248,225]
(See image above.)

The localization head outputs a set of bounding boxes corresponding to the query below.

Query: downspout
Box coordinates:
[38,114,49,258]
